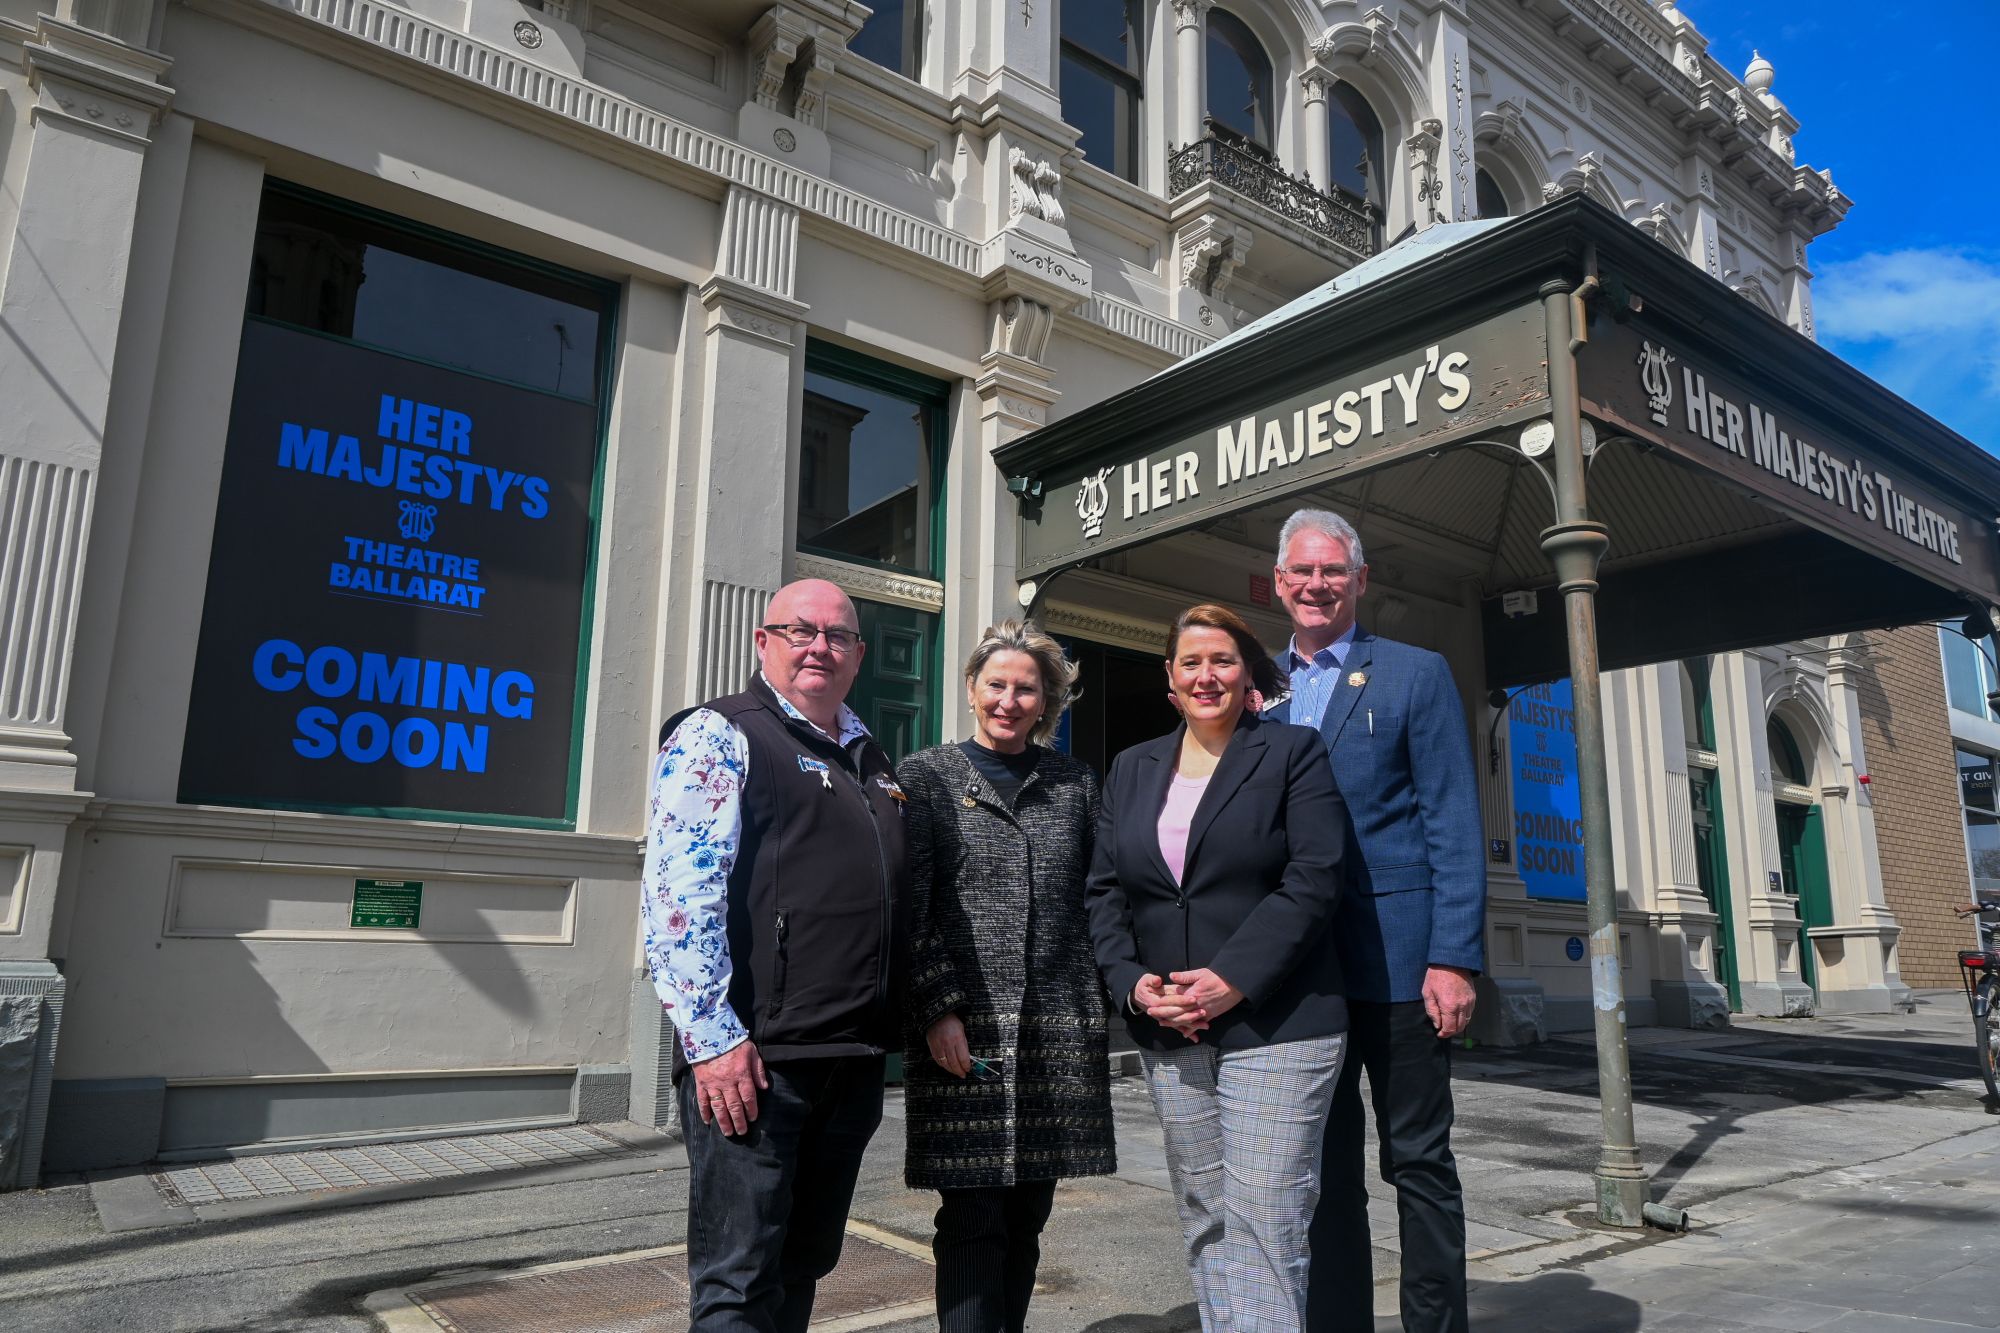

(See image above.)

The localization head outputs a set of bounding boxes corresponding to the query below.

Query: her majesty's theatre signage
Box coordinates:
[178,321,599,822]
[1583,319,1998,598]
[1023,307,1551,573]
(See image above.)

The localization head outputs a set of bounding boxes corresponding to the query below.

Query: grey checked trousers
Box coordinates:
[1141,1034,1347,1332]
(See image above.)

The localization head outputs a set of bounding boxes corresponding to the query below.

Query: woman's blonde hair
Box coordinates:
[963,619,1080,746]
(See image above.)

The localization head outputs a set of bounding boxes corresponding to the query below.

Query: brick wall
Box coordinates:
[1853,624,1975,988]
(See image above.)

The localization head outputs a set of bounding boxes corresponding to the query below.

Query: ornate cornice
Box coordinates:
[791,553,944,612]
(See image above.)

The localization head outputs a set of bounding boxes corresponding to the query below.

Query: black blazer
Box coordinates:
[1084,712,1348,1051]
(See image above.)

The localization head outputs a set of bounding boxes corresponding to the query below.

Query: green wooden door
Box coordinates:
[847,599,939,765]
[1777,803,1833,991]
[1689,768,1741,1011]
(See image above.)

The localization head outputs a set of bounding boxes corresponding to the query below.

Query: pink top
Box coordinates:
[1157,770,1212,885]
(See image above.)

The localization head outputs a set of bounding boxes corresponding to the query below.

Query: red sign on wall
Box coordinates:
[1248,573,1272,607]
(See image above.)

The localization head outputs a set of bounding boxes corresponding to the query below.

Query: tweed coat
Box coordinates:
[896,742,1116,1189]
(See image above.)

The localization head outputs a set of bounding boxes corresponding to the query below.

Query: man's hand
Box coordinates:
[926,1014,973,1078]
[690,1040,768,1136]
[1423,965,1478,1040]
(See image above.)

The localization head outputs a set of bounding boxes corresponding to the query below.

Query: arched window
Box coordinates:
[1476,167,1511,219]
[1768,717,1809,785]
[1206,9,1273,150]
[1327,82,1385,206]
[1061,0,1143,183]
[851,0,922,80]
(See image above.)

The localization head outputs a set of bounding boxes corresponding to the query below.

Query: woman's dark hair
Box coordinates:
[1165,604,1282,698]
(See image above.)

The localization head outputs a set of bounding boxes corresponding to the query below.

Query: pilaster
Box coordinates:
[1418,6,1472,222]
[687,185,808,701]
[0,13,171,1191]
[1299,68,1333,194]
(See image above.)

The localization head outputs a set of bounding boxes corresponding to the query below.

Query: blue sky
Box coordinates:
[1693,1,2000,449]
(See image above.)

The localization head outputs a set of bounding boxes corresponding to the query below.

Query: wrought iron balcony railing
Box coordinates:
[1169,131,1379,260]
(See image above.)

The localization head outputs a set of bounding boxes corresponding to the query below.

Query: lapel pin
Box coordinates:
[1348,671,1368,688]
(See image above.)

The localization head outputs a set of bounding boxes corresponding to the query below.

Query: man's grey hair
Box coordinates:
[1276,508,1365,568]
[963,618,1081,747]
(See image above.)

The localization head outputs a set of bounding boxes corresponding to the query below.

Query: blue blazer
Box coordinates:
[1084,713,1349,1050]
[1265,628,1485,1004]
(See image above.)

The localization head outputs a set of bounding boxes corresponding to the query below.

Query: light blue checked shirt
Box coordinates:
[1284,624,1359,731]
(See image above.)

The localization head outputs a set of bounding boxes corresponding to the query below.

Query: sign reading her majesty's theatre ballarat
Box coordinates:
[1019,307,1550,575]
[1581,318,2000,601]
[1508,680,1585,901]
[178,321,598,822]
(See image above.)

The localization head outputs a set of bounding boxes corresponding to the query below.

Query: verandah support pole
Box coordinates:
[1537,277,1650,1228]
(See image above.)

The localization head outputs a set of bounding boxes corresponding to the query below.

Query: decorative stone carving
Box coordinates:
[791,46,837,126]
[1008,147,1065,225]
[1175,221,1250,304]
[1313,7,1390,67]
[1407,118,1443,224]
[747,14,803,111]
[989,295,1056,363]
[1170,0,1212,33]
[1298,67,1333,109]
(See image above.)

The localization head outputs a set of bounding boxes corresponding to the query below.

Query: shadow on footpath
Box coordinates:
[1079,1301,1200,1331]
[1465,1269,1643,1331]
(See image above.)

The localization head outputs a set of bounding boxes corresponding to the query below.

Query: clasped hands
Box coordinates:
[1134,968,1243,1041]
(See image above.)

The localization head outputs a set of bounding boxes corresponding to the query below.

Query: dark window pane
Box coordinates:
[249,191,605,399]
[1767,718,1807,785]
[1205,10,1271,147]
[852,0,918,78]
[1963,749,1997,812]
[1477,168,1511,219]
[1062,53,1136,182]
[1063,0,1136,70]
[1328,82,1383,202]
[799,370,933,572]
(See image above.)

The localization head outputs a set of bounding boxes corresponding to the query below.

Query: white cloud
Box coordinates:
[1812,247,2000,443]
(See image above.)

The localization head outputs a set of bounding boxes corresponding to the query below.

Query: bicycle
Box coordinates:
[1953,890,2000,1100]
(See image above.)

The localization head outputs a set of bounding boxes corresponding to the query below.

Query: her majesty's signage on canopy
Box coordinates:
[1023,306,1552,575]
[177,321,599,822]
[1584,319,1998,599]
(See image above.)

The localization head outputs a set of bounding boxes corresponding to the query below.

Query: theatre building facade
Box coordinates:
[2,0,1990,1183]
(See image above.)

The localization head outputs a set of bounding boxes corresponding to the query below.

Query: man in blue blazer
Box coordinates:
[1263,508,1485,1333]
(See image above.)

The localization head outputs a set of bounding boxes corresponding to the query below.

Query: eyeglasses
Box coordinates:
[762,622,861,653]
[968,1056,1005,1083]
[1279,563,1360,585]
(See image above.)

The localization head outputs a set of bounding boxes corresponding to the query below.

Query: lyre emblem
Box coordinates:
[398,500,439,543]
[1637,341,1676,427]
[1075,467,1113,540]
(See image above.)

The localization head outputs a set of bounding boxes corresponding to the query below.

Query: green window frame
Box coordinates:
[798,340,951,579]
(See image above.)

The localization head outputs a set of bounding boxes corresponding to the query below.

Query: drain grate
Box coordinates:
[387,1228,934,1331]
[153,1125,635,1206]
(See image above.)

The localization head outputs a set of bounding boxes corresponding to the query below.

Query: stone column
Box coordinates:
[1780,227,1817,342]
[0,15,173,1189]
[1299,68,1332,194]
[1170,0,1210,149]
[1811,636,1913,1011]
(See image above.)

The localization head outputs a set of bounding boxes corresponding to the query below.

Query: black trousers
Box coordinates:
[1306,999,1468,1333]
[679,1055,885,1333]
[933,1179,1059,1333]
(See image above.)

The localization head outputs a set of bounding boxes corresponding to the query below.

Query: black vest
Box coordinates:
[663,676,910,1071]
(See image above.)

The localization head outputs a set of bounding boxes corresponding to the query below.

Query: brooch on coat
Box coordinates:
[1347,671,1368,688]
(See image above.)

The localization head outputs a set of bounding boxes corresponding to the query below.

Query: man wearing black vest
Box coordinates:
[643,578,910,1332]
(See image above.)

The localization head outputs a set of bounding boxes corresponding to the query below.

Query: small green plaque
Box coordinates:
[351,878,422,930]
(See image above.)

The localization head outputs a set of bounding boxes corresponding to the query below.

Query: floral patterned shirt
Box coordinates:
[641,675,871,1063]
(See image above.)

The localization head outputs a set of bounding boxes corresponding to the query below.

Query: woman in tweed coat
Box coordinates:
[897,619,1115,1333]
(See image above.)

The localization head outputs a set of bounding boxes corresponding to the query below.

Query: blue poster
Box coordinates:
[1509,680,1585,901]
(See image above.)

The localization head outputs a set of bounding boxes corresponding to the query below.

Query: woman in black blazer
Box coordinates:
[1085,603,1348,1332]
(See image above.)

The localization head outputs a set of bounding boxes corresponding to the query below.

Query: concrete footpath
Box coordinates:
[2,992,1997,1331]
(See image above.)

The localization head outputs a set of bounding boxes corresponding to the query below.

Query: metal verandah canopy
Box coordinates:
[997,195,2000,683]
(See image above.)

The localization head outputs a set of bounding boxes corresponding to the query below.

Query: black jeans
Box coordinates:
[933,1179,1058,1333]
[679,1054,886,1332]
[1306,999,1468,1333]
